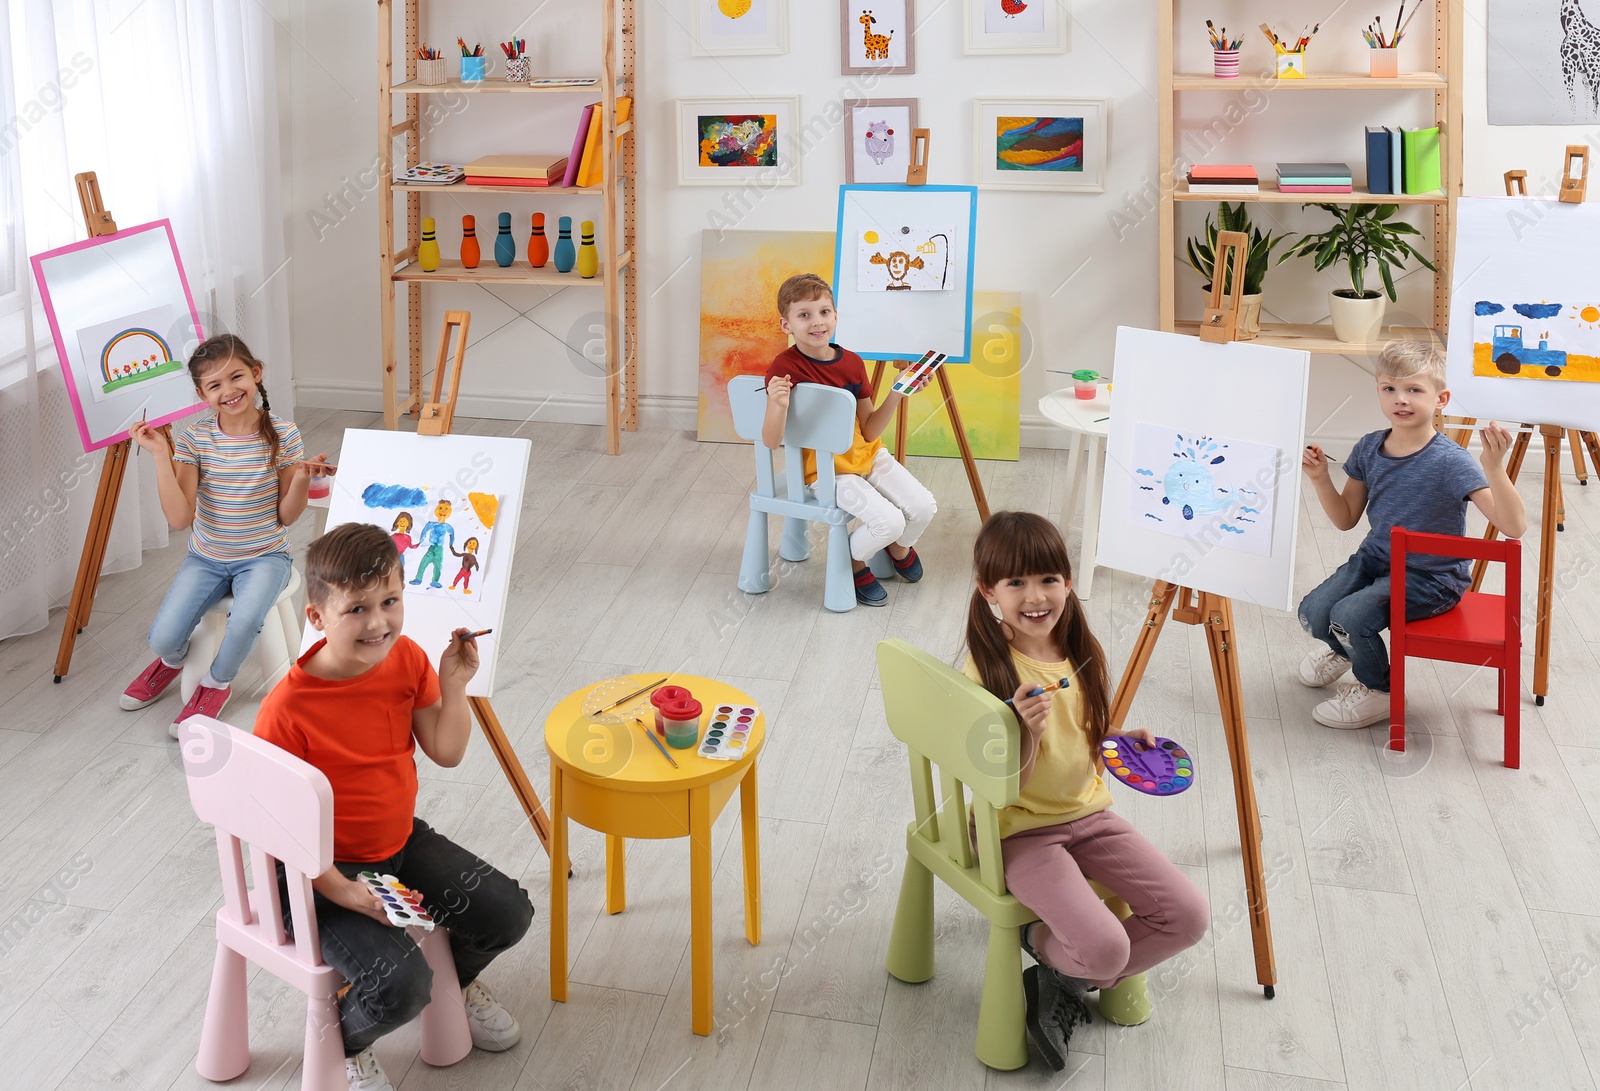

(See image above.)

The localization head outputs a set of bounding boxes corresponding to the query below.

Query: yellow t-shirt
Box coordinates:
[963,649,1113,838]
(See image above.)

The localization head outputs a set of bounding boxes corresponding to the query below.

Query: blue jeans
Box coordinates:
[146,550,293,684]
[1297,550,1461,692]
[276,819,534,1055]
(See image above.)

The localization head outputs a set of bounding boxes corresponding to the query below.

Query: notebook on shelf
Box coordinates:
[1366,127,1393,195]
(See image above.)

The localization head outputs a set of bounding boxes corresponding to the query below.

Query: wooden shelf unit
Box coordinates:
[1159,3,1463,349]
[378,0,638,453]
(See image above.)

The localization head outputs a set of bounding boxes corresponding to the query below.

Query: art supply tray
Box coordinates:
[1100,736,1194,796]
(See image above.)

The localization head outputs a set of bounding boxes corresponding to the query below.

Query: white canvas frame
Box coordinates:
[1097,327,1309,612]
[676,97,801,186]
[964,0,1069,55]
[689,0,788,56]
[973,97,1106,192]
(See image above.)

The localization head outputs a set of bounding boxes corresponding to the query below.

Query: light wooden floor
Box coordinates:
[4,408,1600,1090]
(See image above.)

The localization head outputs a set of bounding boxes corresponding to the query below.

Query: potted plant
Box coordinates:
[1184,202,1292,340]
[1278,203,1436,344]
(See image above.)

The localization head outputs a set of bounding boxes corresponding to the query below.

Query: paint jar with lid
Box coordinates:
[650,685,693,735]
[307,473,332,501]
[661,697,703,750]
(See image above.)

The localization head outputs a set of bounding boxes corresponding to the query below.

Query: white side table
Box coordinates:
[1038,387,1111,600]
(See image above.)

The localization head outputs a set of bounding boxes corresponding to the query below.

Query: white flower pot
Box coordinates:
[1329,290,1385,345]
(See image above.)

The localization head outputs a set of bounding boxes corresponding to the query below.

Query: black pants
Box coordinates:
[278,818,533,1055]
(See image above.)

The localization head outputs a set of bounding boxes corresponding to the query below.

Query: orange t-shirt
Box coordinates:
[254,636,441,862]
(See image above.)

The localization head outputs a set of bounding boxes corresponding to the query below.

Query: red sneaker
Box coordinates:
[170,683,232,738]
[120,658,183,710]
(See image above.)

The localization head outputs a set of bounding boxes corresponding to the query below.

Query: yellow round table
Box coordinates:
[545,674,764,1036]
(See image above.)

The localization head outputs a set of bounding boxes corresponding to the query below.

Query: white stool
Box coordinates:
[180,568,303,701]
[1038,387,1111,600]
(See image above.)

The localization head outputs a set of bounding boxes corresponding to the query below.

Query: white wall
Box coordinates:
[283,1,1518,449]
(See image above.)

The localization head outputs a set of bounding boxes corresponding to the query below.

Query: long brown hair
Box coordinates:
[187,334,279,464]
[963,511,1112,757]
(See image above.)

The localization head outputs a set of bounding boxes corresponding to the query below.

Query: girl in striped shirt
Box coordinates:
[124,335,331,734]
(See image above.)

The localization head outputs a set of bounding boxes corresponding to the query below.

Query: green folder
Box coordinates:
[1402,126,1442,194]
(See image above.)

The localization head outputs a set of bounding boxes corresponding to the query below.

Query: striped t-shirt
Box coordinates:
[173,413,304,561]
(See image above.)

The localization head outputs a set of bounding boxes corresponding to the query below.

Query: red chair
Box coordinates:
[1390,527,1521,768]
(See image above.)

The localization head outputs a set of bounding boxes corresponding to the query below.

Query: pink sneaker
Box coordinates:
[171,683,231,738]
[120,658,183,710]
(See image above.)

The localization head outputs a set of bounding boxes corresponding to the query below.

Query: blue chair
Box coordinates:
[727,374,892,613]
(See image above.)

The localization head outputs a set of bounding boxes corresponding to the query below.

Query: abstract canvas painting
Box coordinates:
[974,99,1105,191]
[359,482,499,598]
[1472,301,1600,382]
[698,114,779,167]
[1488,0,1600,124]
[856,226,954,291]
[886,290,1022,461]
[677,98,800,185]
[995,115,1082,172]
[1125,424,1280,557]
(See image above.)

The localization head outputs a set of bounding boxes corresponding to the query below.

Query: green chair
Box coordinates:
[877,638,1152,1071]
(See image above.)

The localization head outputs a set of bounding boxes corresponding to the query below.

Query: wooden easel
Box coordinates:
[413,311,552,855]
[1111,583,1277,997]
[53,172,176,682]
[1199,231,1249,344]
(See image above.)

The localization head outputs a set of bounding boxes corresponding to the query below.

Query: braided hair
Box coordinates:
[187,334,280,465]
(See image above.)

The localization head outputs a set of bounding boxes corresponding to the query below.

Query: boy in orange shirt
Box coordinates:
[254,522,531,1091]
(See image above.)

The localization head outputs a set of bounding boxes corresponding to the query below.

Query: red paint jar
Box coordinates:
[661,697,703,750]
[650,685,692,735]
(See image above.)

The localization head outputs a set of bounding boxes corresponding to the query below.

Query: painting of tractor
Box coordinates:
[1491,324,1568,376]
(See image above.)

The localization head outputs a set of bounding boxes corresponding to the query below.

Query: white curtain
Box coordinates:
[0,0,291,641]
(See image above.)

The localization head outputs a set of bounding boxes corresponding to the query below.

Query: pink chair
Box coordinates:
[179,716,471,1088]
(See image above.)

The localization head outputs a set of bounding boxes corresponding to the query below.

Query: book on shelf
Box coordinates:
[1279,183,1355,193]
[463,175,557,187]
[395,162,463,185]
[1401,126,1442,193]
[463,155,568,180]
[563,104,597,187]
[1390,128,1403,194]
[575,96,632,187]
[1366,127,1393,195]
[1186,182,1260,193]
[1276,162,1353,184]
[1190,164,1257,180]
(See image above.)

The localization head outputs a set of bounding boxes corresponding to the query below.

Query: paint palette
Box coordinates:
[357,872,436,931]
[1100,736,1194,796]
[700,704,759,762]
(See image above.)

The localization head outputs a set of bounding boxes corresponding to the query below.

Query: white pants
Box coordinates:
[831,448,938,562]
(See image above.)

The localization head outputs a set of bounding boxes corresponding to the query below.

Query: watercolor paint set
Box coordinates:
[1100,736,1194,796]
[700,703,759,761]
[358,872,437,931]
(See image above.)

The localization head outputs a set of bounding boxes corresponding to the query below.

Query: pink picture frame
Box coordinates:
[31,220,205,453]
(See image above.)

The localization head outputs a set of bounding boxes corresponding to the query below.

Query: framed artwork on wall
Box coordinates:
[676,97,802,186]
[690,0,788,57]
[964,0,1068,54]
[973,97,1106,192]
[841,1,914,75]
[844,98,918,184]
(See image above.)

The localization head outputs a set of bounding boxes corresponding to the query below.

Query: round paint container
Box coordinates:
[661,697,703,750]
[650,685,693,735]
[307,473,332,500]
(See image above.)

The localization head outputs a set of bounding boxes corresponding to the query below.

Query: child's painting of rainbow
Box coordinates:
[1126,424,1280,557]
[75,304,183,404]
[995,115,1083,172]
[1471,301,1600,383]
[359,482,498,599]
[698,114,778,167]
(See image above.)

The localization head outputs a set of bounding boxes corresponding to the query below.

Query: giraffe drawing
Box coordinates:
[860,10,893,61]
[1562,0,1600,112]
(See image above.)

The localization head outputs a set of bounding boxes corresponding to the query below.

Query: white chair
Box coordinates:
[181,568,303,701]
[727,375,892,613]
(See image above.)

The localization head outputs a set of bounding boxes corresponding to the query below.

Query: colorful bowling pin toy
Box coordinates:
[528,212,549,268]
[460,215,480,268]
[553,215,576,273]
[577,220,598,279]
[418,217,440,272]
[494,212,515,268]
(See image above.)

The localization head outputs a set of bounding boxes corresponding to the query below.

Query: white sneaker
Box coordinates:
[1312,681,1391,729]
[1298,647,1352,688]
[344,1047,394,1091]
[464,979,521,1051]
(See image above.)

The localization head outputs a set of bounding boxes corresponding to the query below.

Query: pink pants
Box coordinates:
[1001,808,1210,990]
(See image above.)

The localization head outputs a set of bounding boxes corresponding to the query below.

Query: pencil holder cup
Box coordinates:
[417,58,447,86]
[460,55,487,82]
[1212,49,1240,78]
[1369,47,1399,77]
[1275,49,1307,78]
[504,56,532,82]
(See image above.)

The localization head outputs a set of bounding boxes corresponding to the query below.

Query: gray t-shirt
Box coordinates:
[1344,430,1489,591]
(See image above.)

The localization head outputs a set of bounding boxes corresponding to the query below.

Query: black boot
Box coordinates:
[1023,964,1092,1071]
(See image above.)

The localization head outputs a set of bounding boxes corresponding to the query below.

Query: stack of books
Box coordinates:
[1186,164,1259,194]
[462,155,568,187]
[1364,126,1442,195]
[1276,162,1353,193]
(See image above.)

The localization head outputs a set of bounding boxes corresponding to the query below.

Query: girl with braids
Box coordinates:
[961,511,1208,1071]
[125,334,332,735]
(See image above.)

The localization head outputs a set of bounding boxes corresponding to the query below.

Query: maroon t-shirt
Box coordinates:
[764,344,881,479]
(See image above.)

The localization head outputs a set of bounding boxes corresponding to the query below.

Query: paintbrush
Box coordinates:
[1004,677,1072,706]
[593,675,670,715]
[280,457,339,473]
[634,717,679,768]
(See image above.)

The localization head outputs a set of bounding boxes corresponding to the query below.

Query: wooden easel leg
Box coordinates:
[1569,430,1588,485]
[933,366,991,522]
[1108,582,1181,728]
[894,397,909,467]
[1583,433,1600,490]
[467,696,552,856]
[1534,429,1562,707]
[1200,594,1277,995]
[1471,429,1531,593]
[53,441,131,682]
